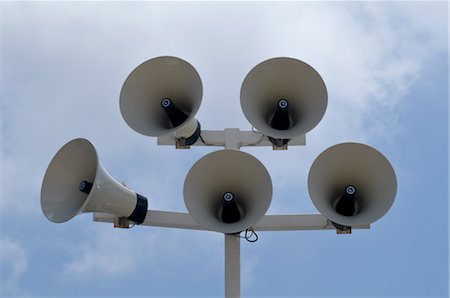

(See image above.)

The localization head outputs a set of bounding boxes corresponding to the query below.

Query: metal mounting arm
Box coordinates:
[93,211,369,298]
[93,211,370,232]
[157,128,306,150]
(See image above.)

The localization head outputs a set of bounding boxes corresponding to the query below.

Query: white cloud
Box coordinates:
[230,2,447,215]
[0,2,447,296]
[63,226,154,277]
[0,239,29,296]
[2,1,447,216]
[62,224,222,279]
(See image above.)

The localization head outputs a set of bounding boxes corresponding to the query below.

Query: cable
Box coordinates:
[232,228,259,243]
[248,127,265,146]
[244,228,258,242]
[252,135,265,146]
[199,134,206,143]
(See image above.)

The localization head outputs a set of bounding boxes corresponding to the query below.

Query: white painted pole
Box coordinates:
[225,234,240,298]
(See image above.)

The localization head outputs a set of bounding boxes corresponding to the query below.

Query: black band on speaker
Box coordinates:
[183,121,201,146]
[128,193,148,224]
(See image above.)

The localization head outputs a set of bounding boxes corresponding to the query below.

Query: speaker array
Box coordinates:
[41,56,397,231]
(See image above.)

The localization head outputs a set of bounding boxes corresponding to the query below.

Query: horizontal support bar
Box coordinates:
[253,214,369,231]
[93,211,370,232]
[93,210,205,230]
[157,128,305,149]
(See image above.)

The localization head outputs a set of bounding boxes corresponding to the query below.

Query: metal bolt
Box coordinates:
[223,192,234,202]
[278,99,288,109]
[161,98,171,108]
[345,185,356,195]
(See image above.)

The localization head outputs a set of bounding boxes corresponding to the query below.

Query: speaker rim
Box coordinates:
[183,149,273,234]
[119,56,203,137]
[308,142,397,226]
[40,138,99,223]
[240,56,328,139]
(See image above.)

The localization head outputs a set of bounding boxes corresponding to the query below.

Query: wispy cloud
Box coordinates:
[1,1,446,217]
[0,238,29,296]
[0,1,447,295]
[62,227,156,277]
[62,224,221,280]
[235,2,447,214]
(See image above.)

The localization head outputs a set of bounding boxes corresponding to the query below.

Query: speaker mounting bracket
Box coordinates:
[113,216,130,229]
[158,128,305,150]
[331,221,353,234]
[272,143,288,150]
[175,137,190,149]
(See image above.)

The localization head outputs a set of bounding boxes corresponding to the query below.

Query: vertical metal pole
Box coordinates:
[225,234,240,298]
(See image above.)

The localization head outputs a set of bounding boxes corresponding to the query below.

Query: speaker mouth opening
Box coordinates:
[79,180,94,195]
[265,99,297,131]
[330,185,363,218]
[160,98,193,130]
[216,192,245,224]
[261,99,302,142]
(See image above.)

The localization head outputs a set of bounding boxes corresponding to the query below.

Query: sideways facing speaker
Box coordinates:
[41,138,148,224]
[120,56,202,143]
[308,142,397,227]
[184,150,272,234]
[240,57,327,145]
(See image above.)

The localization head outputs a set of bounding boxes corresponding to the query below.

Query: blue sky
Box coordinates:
[1,1,448,297]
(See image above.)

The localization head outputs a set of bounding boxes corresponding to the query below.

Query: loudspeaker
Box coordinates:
[308,142,397,227]
[184,150,272,234]
[41,138,148,224]
[240,57,327,144]
[120,56,203,141]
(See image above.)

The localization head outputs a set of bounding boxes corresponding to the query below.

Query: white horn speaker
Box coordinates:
[240,57,327,144]
[120,56,203,144]
[184,150,272,234]
[41,138,148,224]
[308,142,397,227]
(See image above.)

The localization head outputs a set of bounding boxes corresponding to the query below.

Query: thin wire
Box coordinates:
[251,134,265,146]
[248,127,265,146]
[199,134,206,143]
[232,228,259,243]
[244,228,258,242]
